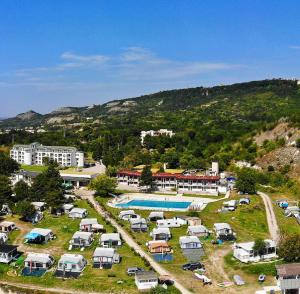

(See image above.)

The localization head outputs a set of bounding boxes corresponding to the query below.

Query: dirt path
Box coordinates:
[0,281,105,294]
[205,247,236,293]
[75,189,193,294]
[257,191,280,241]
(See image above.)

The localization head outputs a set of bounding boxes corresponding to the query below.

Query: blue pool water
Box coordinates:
[116,199,191,209]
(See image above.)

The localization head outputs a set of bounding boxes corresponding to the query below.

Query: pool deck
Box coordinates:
[109,192,229,212]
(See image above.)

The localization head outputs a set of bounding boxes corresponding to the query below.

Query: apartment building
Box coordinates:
[10,142,84,167]
[140,129,174,145]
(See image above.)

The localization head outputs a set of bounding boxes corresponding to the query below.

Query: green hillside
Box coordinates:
[1,79,300,170]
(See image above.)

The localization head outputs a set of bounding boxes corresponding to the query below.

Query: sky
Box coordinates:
[1,0,300,117]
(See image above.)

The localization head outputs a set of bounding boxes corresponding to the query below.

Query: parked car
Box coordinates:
[182,262,205,271]
[158,275,174,286]
[127,267,144,276]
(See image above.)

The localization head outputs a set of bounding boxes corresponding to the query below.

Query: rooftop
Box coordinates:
[276,263,300,277]
[136,271,158,281]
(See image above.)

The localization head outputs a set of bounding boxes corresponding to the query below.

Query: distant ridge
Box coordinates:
[0,79,298,128]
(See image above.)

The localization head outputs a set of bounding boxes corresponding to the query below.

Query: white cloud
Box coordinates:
[61,52,110,63]
[7,47,241,90]
[289,45,300,50]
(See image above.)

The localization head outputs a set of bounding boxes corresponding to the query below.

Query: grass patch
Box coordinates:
[224,253,278,276]
[20,165,47,173]
[2,199,145,293]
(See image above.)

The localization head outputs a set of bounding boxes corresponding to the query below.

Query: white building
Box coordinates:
[135,271,158,291]
[233,239,277,263]
[140,129,174,145]
[117,169,221,195]
[10,142,84,167]
[179,236,202,249]
[24,253,55,270]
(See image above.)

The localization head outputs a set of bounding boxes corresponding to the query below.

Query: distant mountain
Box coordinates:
[0,79,299,129]
[16,110,42,121]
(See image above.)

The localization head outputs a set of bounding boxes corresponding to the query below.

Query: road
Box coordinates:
[76,189,193,294]
[257,191,280,242]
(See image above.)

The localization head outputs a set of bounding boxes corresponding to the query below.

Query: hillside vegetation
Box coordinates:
[1,79,300,173]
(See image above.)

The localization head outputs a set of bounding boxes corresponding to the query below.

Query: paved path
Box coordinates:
[257,191,280,242]
[76,189,192,294]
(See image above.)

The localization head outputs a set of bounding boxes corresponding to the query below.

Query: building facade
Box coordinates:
[117,170,221,195]
[140,129,174,145]
[10,142,84,167]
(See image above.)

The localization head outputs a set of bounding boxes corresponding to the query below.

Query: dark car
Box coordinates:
[182,262,205,271]
[127,267,144,276]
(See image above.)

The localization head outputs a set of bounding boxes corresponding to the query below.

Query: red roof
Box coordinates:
[117,170,220,181]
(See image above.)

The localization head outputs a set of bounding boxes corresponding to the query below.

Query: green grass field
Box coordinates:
[20,165,47,173]
[97,193,271,293]
[1,200,150,293]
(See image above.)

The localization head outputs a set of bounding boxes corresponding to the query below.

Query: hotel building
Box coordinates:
[10,142,84,167]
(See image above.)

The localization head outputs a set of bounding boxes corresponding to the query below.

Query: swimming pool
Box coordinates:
[116,199,192,210]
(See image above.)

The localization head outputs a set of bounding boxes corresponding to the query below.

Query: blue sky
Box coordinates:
[1,0,300,117]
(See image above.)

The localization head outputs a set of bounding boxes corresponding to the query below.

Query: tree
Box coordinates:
[139,165,153,188]
[235,168,257,194]
[45,190,65,213]
[105,165,118,177]
[278,234,300,262]
[0,175,12,206]
[14,200,36,219]
[0,152,19,176]
[14,180,30,202]
[30,163,63,201]
[253,238,267,257]
[89,175,117,197]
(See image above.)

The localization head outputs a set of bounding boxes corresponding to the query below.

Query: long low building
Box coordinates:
[117,170,222,195]
[12,169,98,188]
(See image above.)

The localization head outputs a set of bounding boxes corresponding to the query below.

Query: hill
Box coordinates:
[1,79,300,173]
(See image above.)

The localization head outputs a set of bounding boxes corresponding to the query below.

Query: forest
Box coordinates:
[1,79,300,171]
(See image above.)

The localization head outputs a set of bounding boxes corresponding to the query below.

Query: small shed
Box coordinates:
[100,233,122,247]
[179,236,202,249]
[214,223,235,240]
[119,210,140,221]
[80,218,103,232]
[0,245,18,263]
[0,233,8,244]
[135,271,158,291]
[55,254,87,278]
[93,247,120,269]
[70,231,93,249]
[239,198,250,205]
[24,253,54,270]
[187,225,210,237]
[130,218,147,232]
[24,228,54,244]
[69,208,88,219]
[148,211,164,221]
[0,221,16,233]
[150,227,171,241]
[156,219,181,228]
[173,216,188,225]
[186,217,202,226]
[147,240,172,254]
[31,202,46,211]
[62,203,74,214]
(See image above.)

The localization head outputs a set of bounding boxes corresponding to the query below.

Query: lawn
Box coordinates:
[259,186,300,235]
[1,200,149,293]
[97,192,271,293]
[20,165,47,173]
